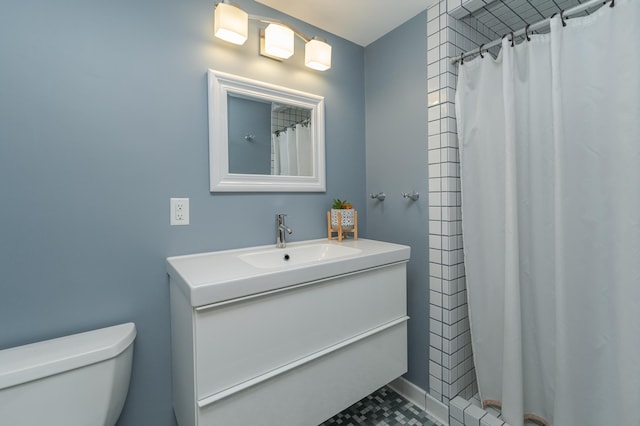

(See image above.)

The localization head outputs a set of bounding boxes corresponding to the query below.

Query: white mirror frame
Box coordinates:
[208,69,326,192]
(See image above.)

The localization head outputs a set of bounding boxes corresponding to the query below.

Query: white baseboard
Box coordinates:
[388,377,427,411]
[426,390,449,425]
[388,377,449,425]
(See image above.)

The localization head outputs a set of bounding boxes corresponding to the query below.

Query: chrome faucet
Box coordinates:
[276,213,293,248]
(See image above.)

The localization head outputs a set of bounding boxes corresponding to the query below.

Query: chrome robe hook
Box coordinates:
[402,191,419,202]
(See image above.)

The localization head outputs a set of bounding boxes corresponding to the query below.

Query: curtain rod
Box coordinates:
[451,0,614,64]
[274,118,310,135]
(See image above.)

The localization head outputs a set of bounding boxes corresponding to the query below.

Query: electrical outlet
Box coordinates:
[170,198,189,225]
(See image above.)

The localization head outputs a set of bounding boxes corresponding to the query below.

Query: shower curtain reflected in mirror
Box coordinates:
[455,1,640,425]
[271,123,313,176]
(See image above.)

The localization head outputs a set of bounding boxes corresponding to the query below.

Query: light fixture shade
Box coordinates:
[214,3,248,45]
[305,38,332,71]
[264,24,294,59]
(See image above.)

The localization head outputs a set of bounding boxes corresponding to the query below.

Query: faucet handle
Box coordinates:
[275,213,292,248]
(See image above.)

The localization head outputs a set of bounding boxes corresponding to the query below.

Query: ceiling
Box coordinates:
[254,0,437,47]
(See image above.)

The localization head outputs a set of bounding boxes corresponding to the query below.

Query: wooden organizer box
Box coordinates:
[327,210,358,242]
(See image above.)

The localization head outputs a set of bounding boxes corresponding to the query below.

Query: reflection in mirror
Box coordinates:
[208,69,325,192]
[270,103,312,176]
[227,95,313,176]
[227,95,271,175]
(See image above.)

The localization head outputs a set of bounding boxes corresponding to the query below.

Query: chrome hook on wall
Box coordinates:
[401,191,419,201]
[370,192,386,201]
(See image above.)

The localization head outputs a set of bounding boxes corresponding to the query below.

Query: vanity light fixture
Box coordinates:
[305,37,332,71]
[264,23,294,59]
[213,1,332,71]
[213,2,248,45]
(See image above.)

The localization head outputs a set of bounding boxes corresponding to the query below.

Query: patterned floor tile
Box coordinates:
[319,386,441,426]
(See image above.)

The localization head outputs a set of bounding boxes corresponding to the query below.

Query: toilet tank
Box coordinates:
[0,322,136,426]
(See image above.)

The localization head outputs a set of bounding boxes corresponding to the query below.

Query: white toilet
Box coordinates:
[0,322,136,426]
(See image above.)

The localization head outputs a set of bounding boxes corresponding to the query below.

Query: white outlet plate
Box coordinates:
[170,198,189,226]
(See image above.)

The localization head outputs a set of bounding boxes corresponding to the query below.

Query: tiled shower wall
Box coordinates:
[426,0,499,406]
[271,107,311,132]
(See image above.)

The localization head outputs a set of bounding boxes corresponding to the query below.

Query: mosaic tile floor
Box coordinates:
[319,386,442,426]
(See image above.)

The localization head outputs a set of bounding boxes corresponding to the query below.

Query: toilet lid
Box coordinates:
[0,322,136,390]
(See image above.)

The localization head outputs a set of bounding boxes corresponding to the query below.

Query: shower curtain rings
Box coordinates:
[460,52,464,65]
[610,0,614,7]
[479,44,485,58]
[552,11,567,27]
[510,31,515,47]
[525,24,531,42]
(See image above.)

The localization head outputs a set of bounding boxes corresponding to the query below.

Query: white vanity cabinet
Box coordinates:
[167,239,410,426]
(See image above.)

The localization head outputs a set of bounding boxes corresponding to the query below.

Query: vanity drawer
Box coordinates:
[197,320,407,426]
[193,262,406,400]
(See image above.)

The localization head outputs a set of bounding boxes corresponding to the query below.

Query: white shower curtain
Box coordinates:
[271,123,312,176]
[455,1,640,425]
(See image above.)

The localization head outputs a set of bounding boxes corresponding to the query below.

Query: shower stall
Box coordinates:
[426,1,638,425]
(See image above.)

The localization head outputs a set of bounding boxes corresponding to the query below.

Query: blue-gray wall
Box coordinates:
[365,11,430,390]
[0,0,365,424]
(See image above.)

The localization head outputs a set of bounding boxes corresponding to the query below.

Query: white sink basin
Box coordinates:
[167,238,410,307]
[238,244,361,269]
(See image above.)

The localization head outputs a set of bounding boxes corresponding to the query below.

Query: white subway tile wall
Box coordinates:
[449,0,492,19]
[271,106,311,133]
[464,404,489,426]
[449,0,600,50]
[427,0,497,407]
[449,396,509,426]
[481,414,507,426]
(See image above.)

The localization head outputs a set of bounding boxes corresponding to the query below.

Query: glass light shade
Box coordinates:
[214,3,248,45]
[305,38,332,71]
[264,24,294,59]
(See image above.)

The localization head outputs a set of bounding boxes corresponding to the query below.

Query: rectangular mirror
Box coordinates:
[208,70,326,192]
